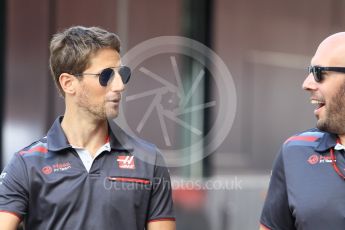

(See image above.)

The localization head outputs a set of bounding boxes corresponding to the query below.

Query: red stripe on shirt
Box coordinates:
[19,146,48,155]
[285,136,318,144]
[108,177,150,184]
[147,218,176,223]
[259,223,271,230]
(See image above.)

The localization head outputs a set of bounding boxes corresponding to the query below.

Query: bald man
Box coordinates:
[260,33,345,230]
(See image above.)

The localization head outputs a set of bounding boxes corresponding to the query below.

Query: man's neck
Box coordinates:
[61,111,109,157]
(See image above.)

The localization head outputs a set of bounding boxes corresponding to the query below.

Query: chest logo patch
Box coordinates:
[41,162,72,175]
[117,156,135,169]
[307,154,332,165]
[42,166,53,175]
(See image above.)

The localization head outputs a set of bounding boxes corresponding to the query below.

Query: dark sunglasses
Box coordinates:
[74,66,131,86]
[307,66,345,82]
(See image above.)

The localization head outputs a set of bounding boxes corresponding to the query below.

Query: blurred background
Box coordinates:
[1,0,344,229]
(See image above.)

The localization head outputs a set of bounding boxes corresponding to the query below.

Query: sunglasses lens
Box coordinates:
[314,68,323,82]
[119,66,131,84]
[98,66,131,86]
[99,68,114,86]
[308,66,323,82]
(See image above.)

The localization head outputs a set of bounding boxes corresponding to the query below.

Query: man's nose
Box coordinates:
[109,73,125,92]
[302,73,318,91]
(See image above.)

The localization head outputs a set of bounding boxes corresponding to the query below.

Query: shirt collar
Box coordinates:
[314,131,337,153]
[47,116,70,151]
[47,116,133,152]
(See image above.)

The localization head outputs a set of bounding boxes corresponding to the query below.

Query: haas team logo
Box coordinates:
[117,156,135,169]
[308,153,332,165]
[308,154,319,165]
[42,166,53,175]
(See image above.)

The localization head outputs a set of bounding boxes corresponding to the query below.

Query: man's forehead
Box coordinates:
[312,32,345,66]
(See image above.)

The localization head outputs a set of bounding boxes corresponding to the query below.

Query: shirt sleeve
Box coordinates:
[147,151,175,222]
[0,153,29,219]
[260,147,295,230]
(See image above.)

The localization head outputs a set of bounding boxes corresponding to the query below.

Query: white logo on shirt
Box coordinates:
[117,156,135,169]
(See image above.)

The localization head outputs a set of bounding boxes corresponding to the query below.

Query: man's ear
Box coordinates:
[59,73,78,95]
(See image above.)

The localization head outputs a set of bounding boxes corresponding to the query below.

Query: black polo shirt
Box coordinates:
[260,128,345,230]
[0,117,175,229]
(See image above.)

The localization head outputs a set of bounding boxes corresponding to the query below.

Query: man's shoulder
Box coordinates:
[282,128,326,150]
[128,135,156,152]
[109,121,167,166]
[122,132,167,166]
[126,134,161,162]
[109,121,158,154]
[16,136,49,158]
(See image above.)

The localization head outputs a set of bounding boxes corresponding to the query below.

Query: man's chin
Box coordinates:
[106,110,119,120]
[316,119,339,134]
[316,119,327,131]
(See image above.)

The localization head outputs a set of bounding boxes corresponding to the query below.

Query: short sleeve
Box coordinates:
[260,147,295,230]
[0,153,29,218]
[147,151,175,222]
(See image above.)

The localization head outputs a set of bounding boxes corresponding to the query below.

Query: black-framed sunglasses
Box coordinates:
[307,66,345,83]
[74,66,131,87]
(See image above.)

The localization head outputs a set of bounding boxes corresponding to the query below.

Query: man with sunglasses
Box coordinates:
[0,26,175,230]
[260,32,345,230]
